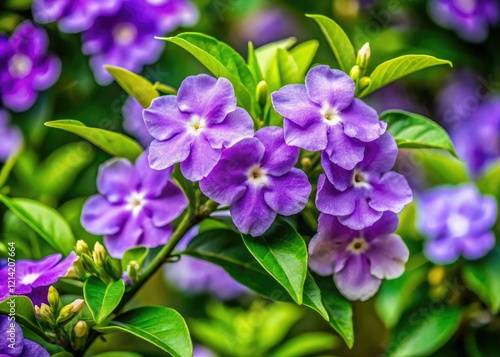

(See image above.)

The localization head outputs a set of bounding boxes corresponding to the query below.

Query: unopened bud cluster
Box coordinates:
[35,287,84,331]
[72,240,122,284]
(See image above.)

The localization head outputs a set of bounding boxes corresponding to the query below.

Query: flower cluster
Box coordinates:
[0,315,49,357]
[32,0,198,84]
[272,66,413,300]
[0,21,61,112]
[0,109,22,162]
[419,184,497,264]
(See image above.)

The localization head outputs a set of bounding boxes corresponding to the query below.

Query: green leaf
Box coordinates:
[462,249,500,314]
[121,247,149,271]
[0,296,49,341]
[303,274,329,320]
[0,195,75,254]
[0,141,23,188]
[247,42,263,82]
[289,40,319,79]
[255,37,297,75]
[270,332,338,357]
[361,55,452,97]
[381,110,458,158]
[306,14,356,72]
[161,33,256,116]
[242,219,308,304]
[44,120,142,161]
[84,277,125,324]
[94,306,192,357]
[478,162,500,201]
[104,65,159,108]
[390,307,463,357]
[94,353,143,357]
[315,275,354,348]
[277,48,300,85]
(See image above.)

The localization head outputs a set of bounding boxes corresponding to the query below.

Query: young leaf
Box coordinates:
[360,55,452,97]
[84,277,125,324]
[0,296,48,341]
[44,120,142,162]
[104,65,159,108]
[0,195,75,255]
[390,307,463,357]
[94,306,192,357]
[255,37,297,75]
[241,219,308,305]
[270,332,339,357]
[289,40,319,79]
[160,33,256,116]
[277,48,300,85]
[247,42,263,82]
[462,249,500,314]
[380,110,458,158]
[306,14,356,72]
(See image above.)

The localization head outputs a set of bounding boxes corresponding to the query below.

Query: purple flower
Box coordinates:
[144,0,199,33]
[122,96,153,147]
[419,184,497,264]
[144,74,255,181]
[32,0,122,33]
[428,0,499,42]
[0,253,77,306]
[0,109,22,162]
[272,65,386,170]
[164,227,247,300]
[0,315,49,357]
[316,132,413,230]
[81,151,188,258]
[200,126,311,236]
[0,21,61,112]
[309,212,409,301]
[193,345,216,357]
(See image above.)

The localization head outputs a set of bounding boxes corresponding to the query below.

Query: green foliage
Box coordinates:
[94,306,192,357]
[478,162,500,201]
[121,247,149,271]
[0,296,48,341]
[44,120,143,161]
[0,140,23,188]
[84,277,125,324]
[269,332,339,357]
[0,195,75,255]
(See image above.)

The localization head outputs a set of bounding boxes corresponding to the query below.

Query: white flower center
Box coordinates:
[126,191,146,214]
[113,23,138,46]
[8,53,33,79]
[321,106,342,126]
[453,0,476,14]
[352,170,370,188]
[187,115,206,135]
[347,238,369,254]
[446,213,470,237]
[247,164,269,188]
[21,273,40,285]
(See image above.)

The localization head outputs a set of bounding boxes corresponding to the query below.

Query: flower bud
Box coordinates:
[73,257,89,280]
[74,321,88,338]
[35,303,53,323]
[356,43,371,69]
[300,157,312,171]
[126,260,140,284]
[428,266,446,286]
[76,240,91,256]
[93,242,108,268]
[349,65,360,81]
[56,299,85,325]
[47,286,62,313]
[358,76,371,92]
[81,254,100,275]
[256,80,268,108]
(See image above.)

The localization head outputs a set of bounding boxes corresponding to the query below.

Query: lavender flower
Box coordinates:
[428,0,499,42]
[122,96,153,148]
[272,65,386,170]
[0,316,49,357]
[0,253,77,306]
[309,212,409,301]
[164,227,247,300]
[0,21,61,112]
[0,109,22,162]
[81,151,188,258]
[144,0,199,33]
[316,132,413,230]
[200,126,311,236]
[193,345,216,357]
[144,74,255,181]
[419,184,497,264]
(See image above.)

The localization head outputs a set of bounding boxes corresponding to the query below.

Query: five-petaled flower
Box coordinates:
[200,126,311,236]
[144,74,255,182]
[309,212,409,301]
[271,65,386,170]
[81,151,188,258]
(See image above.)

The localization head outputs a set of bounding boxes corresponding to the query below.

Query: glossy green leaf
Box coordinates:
[0,296,48,341]
[306,14,356,72]
[361,55,452,97]
[381,110,458,158]
[247,42,263,82]
[289,40,319,79]
[277,48,300,85]
[270,332,338,357]
[390,307,463,357]
[104,65,159,108]
[242,219,308,304]
[255,37,297,75]
[44,120,142,161]
[94,306,192,357]
[84,277,125,324]
[0,195,75,254]
[302,273,329,320]
[161,33,256,115]
[463,249,500,314]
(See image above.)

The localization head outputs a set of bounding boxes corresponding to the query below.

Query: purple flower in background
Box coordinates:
[144,74,254,181]
[200,127,311,236]
[309,212,409,301]
[0,109,22,162]
[0,253,76,306]
[164,227,247,300]
[365,83,428,116]
[0,315,50,357]
[0,21,61,112]
[122,96,153,147]
[81,151,188,258]
[193,345,217,357]
[419,184,497,264]
[32,0,122,33]
[316,133,413,230]
[272,65,386,170]
[144,0,199,33]
[428,0,499,42]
